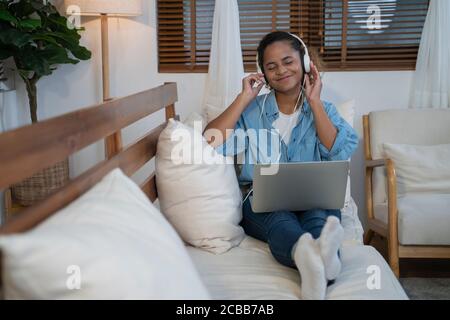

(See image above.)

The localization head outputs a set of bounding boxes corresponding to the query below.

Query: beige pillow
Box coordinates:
[383,143,450,196]
[156,119,245,254]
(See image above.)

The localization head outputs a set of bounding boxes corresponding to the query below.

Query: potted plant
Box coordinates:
[0,0,91,206]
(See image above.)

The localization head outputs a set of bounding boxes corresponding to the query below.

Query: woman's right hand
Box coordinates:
[240,73,266,104]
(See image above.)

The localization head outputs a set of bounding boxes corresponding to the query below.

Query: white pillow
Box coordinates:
[183,112,206,133]
[335,100,355,128]
[335,99,356,208]
[383,143,450,196]
[156,119,245,254]
[0,169,210,300]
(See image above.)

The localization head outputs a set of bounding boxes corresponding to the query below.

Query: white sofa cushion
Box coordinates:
[383,143,450,196]
[374,194,450,245]
[187,236,408,300]
[0,169,210,299]
[156,119,245,254]
[368,109,450,204]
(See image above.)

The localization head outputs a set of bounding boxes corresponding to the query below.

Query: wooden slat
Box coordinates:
[367,218,388,238]
[141,174,158,202]
[0,83,177,190]
[0,122,167,236]
[399,246,450,259]
[4,189,13,221]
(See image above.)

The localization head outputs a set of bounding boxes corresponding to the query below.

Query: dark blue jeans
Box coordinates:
[241,197,341,269]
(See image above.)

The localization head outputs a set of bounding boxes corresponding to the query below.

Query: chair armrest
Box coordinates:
[364,158,399,252]
[365,158,387,168]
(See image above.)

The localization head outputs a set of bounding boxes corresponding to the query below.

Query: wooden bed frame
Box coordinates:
[0,82,178,287]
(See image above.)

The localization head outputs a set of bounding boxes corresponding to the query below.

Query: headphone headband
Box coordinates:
[289,33,310,59]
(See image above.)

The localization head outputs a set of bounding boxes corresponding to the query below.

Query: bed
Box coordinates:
[0,83,408,300]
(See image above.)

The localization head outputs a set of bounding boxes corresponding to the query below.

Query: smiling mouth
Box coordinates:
[277,75,291,82]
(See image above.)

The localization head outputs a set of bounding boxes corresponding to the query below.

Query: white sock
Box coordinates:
[319,216,344,281]
[293,233,327,300]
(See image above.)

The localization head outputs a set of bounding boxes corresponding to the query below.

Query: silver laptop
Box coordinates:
[250,161,350,213]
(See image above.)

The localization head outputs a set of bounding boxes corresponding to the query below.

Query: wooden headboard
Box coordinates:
[0,82,178,236]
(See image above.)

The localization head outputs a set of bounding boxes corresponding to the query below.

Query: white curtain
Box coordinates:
[410,0,450,109]
[202,0,244,123]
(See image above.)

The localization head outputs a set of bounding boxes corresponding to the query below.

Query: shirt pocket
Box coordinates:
[300,138,318,161]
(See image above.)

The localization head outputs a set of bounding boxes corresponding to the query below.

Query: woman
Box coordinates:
[203,31,358,300]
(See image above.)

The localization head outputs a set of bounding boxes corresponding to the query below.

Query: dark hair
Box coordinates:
[257,31,306,83]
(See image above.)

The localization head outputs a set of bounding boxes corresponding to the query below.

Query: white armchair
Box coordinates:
[363,109,450,278]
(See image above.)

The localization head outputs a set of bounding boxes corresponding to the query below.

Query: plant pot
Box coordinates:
[11,159,70,206]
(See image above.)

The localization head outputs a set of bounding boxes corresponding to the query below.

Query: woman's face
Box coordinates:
[262,40,303,93]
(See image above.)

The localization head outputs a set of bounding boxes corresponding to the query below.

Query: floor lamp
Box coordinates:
[64,0,142,159]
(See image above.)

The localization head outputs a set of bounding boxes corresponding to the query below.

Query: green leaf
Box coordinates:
[41,31,91,61]
[44,31,80,44]
[46,13,74,32]
[68,45,91,61]
[38,44,79,66]
[0,9,17,24]
[30,34,59,46]
[18,18,41,30]
[3,0,92,82]
[17,46,52,77]
[9,1,35,18]
[0,29,31,47]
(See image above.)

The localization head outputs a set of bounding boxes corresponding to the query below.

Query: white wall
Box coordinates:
[0,0,414,227]
[321,71,414,228]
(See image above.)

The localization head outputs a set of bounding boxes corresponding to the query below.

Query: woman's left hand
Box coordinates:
[304,61,323,107]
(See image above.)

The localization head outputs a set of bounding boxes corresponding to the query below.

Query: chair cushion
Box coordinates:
[374,194,450,245]
[383,143,450,196]
[369,109,450,204]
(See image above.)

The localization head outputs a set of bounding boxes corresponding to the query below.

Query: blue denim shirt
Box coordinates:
[214,91,359,186]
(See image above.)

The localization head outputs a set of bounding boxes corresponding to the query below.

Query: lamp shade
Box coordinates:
[64,0,142,16]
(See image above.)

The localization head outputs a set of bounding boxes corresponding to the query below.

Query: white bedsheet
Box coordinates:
[185,199,407,300]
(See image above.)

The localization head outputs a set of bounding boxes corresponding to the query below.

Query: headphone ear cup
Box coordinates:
[303,54,311,73]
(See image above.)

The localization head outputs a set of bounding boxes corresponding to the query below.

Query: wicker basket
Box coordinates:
[11,159,70,206]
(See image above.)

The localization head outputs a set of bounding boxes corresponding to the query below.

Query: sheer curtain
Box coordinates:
[410,0,450,109]
[202,0,244,123]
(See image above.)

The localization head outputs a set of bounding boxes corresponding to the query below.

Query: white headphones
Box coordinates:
[256,32,311,76]
[255,32,310,119]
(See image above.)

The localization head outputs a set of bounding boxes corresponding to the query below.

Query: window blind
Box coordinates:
[157,0,429,72]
